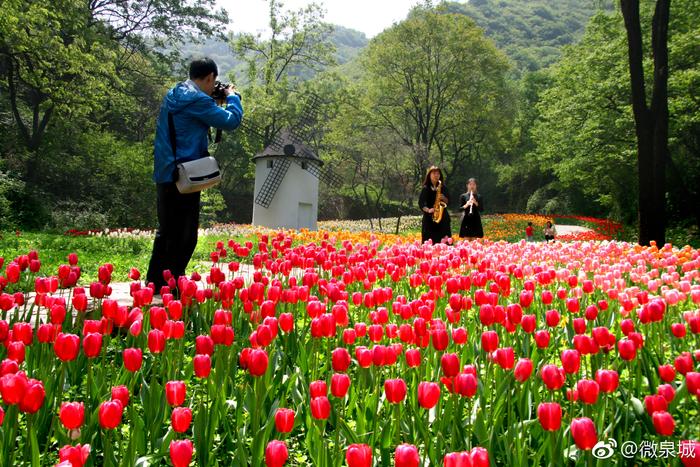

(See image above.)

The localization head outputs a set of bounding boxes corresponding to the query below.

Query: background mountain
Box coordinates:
[177,25,369,82]
[442,0,608,71]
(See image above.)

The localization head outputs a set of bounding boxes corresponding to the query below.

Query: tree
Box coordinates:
[360,4,513,189]
[620,0,670,245]
[0,0,226,155]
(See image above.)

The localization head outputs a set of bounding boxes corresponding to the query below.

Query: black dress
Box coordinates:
[418,184,452,244]
[459,192,483,238]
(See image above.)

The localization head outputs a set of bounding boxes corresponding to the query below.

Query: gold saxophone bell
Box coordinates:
[432,180,446,223]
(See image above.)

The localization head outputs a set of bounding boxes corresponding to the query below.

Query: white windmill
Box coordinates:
[242,94,340,230]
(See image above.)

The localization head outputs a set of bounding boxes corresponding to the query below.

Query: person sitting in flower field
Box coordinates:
[543,221,557,242]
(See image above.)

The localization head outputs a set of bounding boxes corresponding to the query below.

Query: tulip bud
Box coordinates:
[169,439,194,467]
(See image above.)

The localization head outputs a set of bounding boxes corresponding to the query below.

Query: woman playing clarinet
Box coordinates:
[459,178,484,240]
[418,166,452,244]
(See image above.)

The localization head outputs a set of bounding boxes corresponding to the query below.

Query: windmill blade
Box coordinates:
[239,119,286,150]
[255,158,291,208]
[289,92,324,144]
[318,166,343,187]
[292,158,342,187]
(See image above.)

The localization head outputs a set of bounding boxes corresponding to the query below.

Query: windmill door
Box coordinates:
[297,202,313,229]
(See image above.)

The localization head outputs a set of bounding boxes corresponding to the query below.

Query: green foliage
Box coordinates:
[201,188,228,227]
[0,170,24,229]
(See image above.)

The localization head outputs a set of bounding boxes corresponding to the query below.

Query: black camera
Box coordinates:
[211,80,231,101]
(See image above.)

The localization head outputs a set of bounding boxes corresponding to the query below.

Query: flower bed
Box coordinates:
[1,233,699,466]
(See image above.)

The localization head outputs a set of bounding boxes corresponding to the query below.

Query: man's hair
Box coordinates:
[189,57,218,80]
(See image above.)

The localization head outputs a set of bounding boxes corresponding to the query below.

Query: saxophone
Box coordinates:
[432,180,447,223]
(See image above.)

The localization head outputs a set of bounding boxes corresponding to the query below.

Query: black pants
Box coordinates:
[146,183,200,290]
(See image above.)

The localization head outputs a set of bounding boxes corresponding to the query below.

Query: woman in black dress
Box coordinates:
[459,178,484,240]
[418,166,452,244]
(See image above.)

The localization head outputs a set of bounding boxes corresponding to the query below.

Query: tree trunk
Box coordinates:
[620,0,670,246]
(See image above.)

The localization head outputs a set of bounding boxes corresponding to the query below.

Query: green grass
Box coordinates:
[0,231,254,283]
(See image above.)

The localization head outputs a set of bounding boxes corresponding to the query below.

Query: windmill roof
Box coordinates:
[252,129,323,165]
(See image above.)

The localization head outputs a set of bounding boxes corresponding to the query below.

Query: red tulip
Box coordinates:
[274,408,295,433]
[169,439,193,467]
[147,329,166,353]
[534,330,550,348]
[545,310,560,327]
[54,333,80,362]
[470,447,490,467]
[98,399,123,429]
[7,341,25,363]
[195,335,215,355]
[171,406,193,433]
[675,352,694,375]
[444,451,471,467]
[82,332,103,358]
[652,411,675,436]
[59,402,85,430]
[58,444,90,467]
[441,353,460,377]
[431,328,449,351]
[346,443,372,467]
[331,373,351,398]
[265,440,288,467]
[417,381,440,409]
[310,396,331,419]
[310,380,327,398]
[332,347,352,372]
[658,364,676,382]
[248,349,269,376]
[617,338,637,361]
[644,394,668,414]
[594,369,619,393]
[111,385,129,407]
[686,372,700,396]
[193,354,212,378]
[560,349,580,374]
[657,384,676,403]
[514,358,533,382]
[395,443,420,467]
[537,402,562,431]
[165,380,186,406]
[494,347,515,370]
[454,373,478,398]
[384,378,407,403]
[0,371,28,404]
[576,379,599,404]
[19,378,45,413]
[480,331,499,352]
[570,417,597,450]
[540,364,565,390]
[123,348,143,372]
[405,348,421,367]
[680,440,700,467]
[279,313,294,333]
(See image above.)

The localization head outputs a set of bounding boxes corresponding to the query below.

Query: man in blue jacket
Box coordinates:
[146,57,243,292]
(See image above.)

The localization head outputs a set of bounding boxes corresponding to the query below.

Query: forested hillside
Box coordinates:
[444,0,606,71]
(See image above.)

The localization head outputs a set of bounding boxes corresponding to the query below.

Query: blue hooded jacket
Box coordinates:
[153,80,243,183]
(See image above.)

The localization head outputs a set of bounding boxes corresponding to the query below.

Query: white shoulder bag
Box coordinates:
[168,112,222,194]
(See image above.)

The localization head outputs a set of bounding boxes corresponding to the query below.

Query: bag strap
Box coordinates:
[167,112,178,164]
